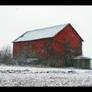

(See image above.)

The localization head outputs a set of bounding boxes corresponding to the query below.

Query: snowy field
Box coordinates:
[0,65,92,87]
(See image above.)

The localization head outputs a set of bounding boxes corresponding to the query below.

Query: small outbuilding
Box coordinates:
[72,56,92,69]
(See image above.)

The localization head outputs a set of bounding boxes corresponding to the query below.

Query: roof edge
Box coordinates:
[69,24,84,41]
[12,31,30,43]
[13,37,53,43]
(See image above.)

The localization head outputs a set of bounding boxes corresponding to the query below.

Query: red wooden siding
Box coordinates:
[13,38,52,58]
[54,24,82,56]
[13,24,83,67]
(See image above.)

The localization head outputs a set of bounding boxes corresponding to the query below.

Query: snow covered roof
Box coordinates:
[13,24,69,42]
[73,56,92,60]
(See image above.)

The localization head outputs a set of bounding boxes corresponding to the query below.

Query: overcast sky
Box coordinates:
[0,5,92,57]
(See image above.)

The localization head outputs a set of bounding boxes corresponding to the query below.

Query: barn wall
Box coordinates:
[13,38,52,58]
[54,24,82,56]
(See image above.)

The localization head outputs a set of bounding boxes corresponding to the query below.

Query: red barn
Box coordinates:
[13,23,83,66]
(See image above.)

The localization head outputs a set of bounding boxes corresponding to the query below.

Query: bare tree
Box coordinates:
[0,46,12,65]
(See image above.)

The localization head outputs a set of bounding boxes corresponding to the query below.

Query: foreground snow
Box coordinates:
[0,65,92,87]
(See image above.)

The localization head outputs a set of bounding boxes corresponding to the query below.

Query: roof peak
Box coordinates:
[27,23,70,33]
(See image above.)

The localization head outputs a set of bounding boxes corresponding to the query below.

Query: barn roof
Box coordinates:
[13,23,83,42]
[73,56,92,60]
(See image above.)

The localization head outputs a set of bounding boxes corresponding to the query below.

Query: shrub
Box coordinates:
[0,46,13,65]
[35,57,62,67]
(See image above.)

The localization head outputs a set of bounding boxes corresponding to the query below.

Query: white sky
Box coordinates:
[0,5,92,57]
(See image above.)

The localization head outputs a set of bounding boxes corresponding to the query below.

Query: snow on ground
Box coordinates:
[0,65,92,87]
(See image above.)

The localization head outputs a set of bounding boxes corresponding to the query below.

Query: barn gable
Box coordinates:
[68,24,83,41]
